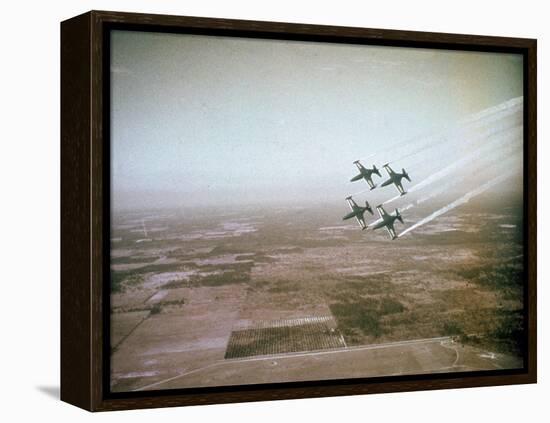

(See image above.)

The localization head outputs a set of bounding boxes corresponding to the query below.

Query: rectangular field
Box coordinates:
[225,316,346,359]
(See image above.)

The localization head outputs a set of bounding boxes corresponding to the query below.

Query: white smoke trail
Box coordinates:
[398,170,517,238]
[382,193,402,205]
[350,187,373,197]
[358,96,522,163]
[387,114,521,167]
[415,182,455,205]
[381,127,521,207]
[384,153,521,219]
[416,151,521,206]
[359,127,520,205]
[400,203,415,212]
[467,96,523,123]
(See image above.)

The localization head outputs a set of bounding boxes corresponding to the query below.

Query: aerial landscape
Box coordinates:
[109,30,525,392]
[110,191,524,392]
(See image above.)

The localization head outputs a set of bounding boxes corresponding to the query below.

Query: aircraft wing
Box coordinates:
[376,205,388,218]
[366,217,383,229]
[346,197,357,211]
[385,223,397,240]
[365,175,376,189]
[355,216,367,230]
[395,180,405,195]
[354,161,366,171]
[383,164,395,175]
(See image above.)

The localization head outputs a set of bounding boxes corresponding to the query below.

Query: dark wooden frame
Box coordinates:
[61,10,537,412]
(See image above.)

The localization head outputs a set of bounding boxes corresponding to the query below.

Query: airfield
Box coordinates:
[110,195,524,392]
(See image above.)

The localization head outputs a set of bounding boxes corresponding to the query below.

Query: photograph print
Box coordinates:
[108,30,526,393]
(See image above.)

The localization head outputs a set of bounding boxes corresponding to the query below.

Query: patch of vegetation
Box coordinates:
[189,270,251,287]
[489,309,525,355]
[234,254,260,262]
[323,273,393,302]
[210,245,236,255]
[331,300,383,338]
[110,256,158,265]
[459,313,525,357]
[149,304,162,315]
[442,320,464,336]
[111,262,194,292]
[454,255,524,299]
[253,254,278,263]
[111,272,126,293]
[133,262,194,275]
[268,281,300,293]
[379,297,406,314]
[161,299,185,307]
[162,280,186,289]
[271,247,303,254]
[112,305,150,314]
[442,308,525,357]
[330,296,406,342]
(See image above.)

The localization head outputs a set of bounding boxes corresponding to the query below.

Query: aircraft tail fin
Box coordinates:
[402,168,411,182]
[365,200,373,215]
[373,164,381,177]
[395,208,404,224]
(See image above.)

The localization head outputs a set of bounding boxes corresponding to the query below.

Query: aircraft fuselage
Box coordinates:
[381,173,405,187]
[372,214,398,231]
[344,208,365,220]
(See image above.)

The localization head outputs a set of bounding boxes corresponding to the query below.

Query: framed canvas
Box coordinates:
[60,10,537,411]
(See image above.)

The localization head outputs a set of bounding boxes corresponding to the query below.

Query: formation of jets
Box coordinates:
[343,159,411,240]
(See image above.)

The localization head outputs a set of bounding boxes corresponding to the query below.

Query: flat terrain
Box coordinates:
[110,196,524,392]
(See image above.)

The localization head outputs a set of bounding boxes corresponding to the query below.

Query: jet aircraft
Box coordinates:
[343,196,373,230]
[350,160,381,190]
[381,164,411,195]
[370,204,404,240]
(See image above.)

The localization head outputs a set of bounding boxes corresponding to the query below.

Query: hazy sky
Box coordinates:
[110,30,523,210]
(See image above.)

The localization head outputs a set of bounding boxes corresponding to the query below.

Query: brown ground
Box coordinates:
[109,197,525,392]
